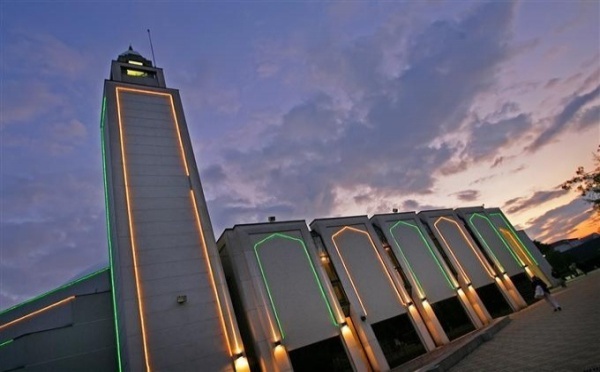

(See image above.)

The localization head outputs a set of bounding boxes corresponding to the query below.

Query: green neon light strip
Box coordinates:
[467,214,506,272]
[253,233,338,339]
[0,267,108,317]
[491,213,538,265]
[101,96,107,129]
[100,95,123,372]
[390,221,457,291]
[470,213,523,266]
[387,224,425,297]
[0,339,13,348]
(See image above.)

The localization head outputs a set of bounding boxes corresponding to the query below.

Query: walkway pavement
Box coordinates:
[448,269,600,372]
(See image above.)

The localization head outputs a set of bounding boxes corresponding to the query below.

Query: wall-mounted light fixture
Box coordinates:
[177,295,187,304]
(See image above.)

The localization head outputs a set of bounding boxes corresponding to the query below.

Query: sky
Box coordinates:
[1,1,599,310]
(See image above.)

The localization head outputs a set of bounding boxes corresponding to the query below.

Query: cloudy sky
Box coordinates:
[1,1,599,310]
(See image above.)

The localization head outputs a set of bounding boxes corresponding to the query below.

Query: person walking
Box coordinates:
[532,276,562,312]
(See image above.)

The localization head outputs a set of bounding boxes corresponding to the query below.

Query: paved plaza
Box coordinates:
[448,269,600,372]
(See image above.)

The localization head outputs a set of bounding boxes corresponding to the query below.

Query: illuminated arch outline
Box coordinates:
[389,220,458,297]
[433,217,496,279]
[331,226,407,315]
[468,213,524,269]
[490,213,538,265]
[253,233,338,340]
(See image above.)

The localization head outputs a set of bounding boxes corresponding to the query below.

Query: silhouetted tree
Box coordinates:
[533,240,572,275]
[532,240,552,255]
[562,145,600,214]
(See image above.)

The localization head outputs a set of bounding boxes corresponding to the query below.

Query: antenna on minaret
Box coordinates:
[147,29,157,67]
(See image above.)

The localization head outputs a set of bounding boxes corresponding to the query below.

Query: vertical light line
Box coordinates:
[432,220,470,282]
[253,242,286,339]
[400,221,458,289]
[391,220,458,291]
[434,217,495,279]
[331,227,368,316]
[190,191,236,354]
[290,235,339,326]
[100,95,123,371]
[500,228,534,269]
[114,87,241,359]
[432,218,470,282]
[470,214,524,267]
[334,226,406,308]
[254,233,339,335]
[467,214,506,273]
[0,296,75,331]
[172,84,238,353]
[115,88,151,371]
[388,223,426,299]
[167,94,190,177]
[491,213,538,265]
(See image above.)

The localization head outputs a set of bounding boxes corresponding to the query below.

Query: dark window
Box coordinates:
[371,314,426,368]
[288,337,352,372]
[430,297,475,340]
[510,272,536,304]
[475,283,513,318]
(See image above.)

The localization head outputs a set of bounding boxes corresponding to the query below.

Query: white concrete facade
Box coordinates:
[102,49,243,372]
[218,221,371,372]
[310,216,435,369]
[455,207,529,308]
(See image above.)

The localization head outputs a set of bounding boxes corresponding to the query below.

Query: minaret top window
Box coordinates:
[117,45,152,67]
[109,46,166,88]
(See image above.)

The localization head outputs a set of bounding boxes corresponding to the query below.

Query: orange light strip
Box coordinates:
[331,227,368,315]
[434,217,496,279]
[115,88,151,371]
[190,190,238,354]
[334,226,408,308]
[431,218,470,282]
[116,87,241,360]
[499,228,531,269]
[167,95,191,177]
[162,91,239,350]
[264,298,280,341]
[0,296,75,331]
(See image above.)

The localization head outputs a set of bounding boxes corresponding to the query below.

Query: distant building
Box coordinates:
[0,49,557,372]
[551,238,584,253]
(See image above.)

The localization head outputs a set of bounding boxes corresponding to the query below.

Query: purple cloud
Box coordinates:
[205,1,519,230]
[527,85,600,152]
[503,189,568,214]
[452,190,480,202]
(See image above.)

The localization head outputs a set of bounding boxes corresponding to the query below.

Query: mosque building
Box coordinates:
[0,49,554,372]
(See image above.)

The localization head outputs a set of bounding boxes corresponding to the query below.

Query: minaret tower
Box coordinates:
[100,47,246,371]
